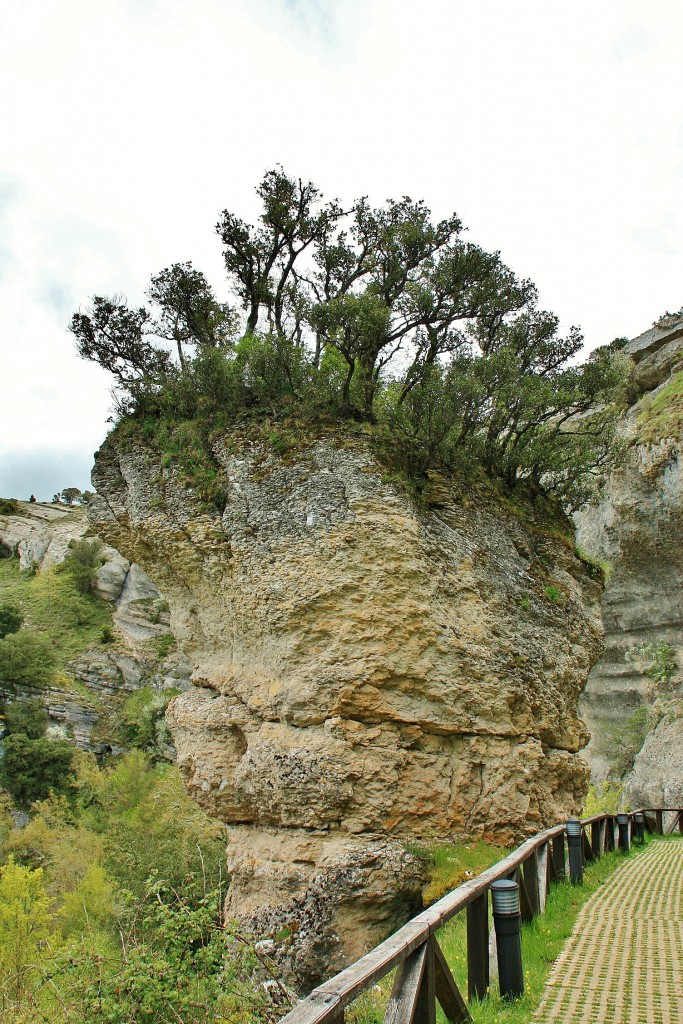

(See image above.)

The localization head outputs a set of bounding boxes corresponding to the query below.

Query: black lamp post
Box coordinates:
[491,879,524,1000]
[566,818,583,885]
[617,813,630,852]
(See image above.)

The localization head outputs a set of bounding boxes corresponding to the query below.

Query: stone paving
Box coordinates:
[534,838,683,1024]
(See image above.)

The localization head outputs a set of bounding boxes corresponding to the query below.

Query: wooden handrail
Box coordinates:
[280,808,683,1024]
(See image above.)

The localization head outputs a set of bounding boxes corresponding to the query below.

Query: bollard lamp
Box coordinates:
[566,818,583,885]
[617,812,630,852]
[491,880,524,999]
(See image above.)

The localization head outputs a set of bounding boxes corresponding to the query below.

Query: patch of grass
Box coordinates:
[638,368,683,443]
[156,633,176,660]
[582,779,626,815]
[575,545,611,585]
[0,557,113,682]
[544,584,562,604]
[418,840,509,906]
[347,837,665,1024]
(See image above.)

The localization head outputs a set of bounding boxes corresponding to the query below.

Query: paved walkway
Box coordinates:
[534,838,683,1024]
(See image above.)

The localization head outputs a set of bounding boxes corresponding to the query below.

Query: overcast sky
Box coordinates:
[1,0,682,500]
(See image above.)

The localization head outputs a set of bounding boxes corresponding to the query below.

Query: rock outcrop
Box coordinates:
[89,424,603,987]
[0,501,191,752]
[575,315,683,799]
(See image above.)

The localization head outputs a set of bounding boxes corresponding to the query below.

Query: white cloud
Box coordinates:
[611,24,659,62]
[1,0,683,493]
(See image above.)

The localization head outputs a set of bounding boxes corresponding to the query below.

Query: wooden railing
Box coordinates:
[281,808,683,1024]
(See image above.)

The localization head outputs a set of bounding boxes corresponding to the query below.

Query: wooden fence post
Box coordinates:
[467,892,489,1001]
[552,833,565,880]
[414,936,436,1024]
[536,842,549,912]
[591,821,602,859]
[522,850,540,917]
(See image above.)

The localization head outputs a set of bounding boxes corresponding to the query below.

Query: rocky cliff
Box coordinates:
[0,501,191,752]
[89,423,603,988]
[575,315,683,805]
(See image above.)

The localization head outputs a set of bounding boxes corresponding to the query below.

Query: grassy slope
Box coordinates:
[0,556,112,686]
[637,367,683,443]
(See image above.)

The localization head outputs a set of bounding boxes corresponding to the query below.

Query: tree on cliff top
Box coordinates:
[70,167,626,509]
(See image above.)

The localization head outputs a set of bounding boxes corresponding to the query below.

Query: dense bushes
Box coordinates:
[0,697,75,807]
[0,754,281,1023]
[0,733,75,807]
[0,631,55,687]
[71,168,628,511]
[0,602,23,639]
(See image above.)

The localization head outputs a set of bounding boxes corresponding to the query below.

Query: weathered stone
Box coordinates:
[224,828,426,993]
[575,316,683,786]
[91,425,603,987]
[94,546,130,602]
[0,500,189,754]
[626,716,683,808]
[0,501,86,570]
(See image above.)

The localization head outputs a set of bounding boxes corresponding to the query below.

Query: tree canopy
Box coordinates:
[70,167,627,509]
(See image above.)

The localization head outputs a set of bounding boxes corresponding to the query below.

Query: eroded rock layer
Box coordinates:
[90,427,602,985]
[575,317,683,800]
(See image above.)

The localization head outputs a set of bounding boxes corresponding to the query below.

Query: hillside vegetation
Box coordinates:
[72,168,627,511]
[0,752,285,1023]
[637,366,683,443]
[0,555,111,681]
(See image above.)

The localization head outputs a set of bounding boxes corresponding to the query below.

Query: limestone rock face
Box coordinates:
[0,501,88,571]
[0,500,190,752]
[575,318,683,787]
[626,717,683,808]
[90,424,602,987]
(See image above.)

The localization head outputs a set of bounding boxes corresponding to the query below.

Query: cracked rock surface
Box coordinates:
[575,318,683,797]
[90,426,603,987]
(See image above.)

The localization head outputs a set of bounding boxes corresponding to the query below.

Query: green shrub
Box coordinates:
[121,687,178,754]
[57,539,105,594]
[544,584,562,604]
[2,698,48,739]
[0,631,55,687]
[156,634,175,660]
[0,499,19,516]
[582,779,626,815]
[575,545,611,585]
[0,734,75,806]
[628,640,677,694]
[0,601,23,639]
[100,625,114,644]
